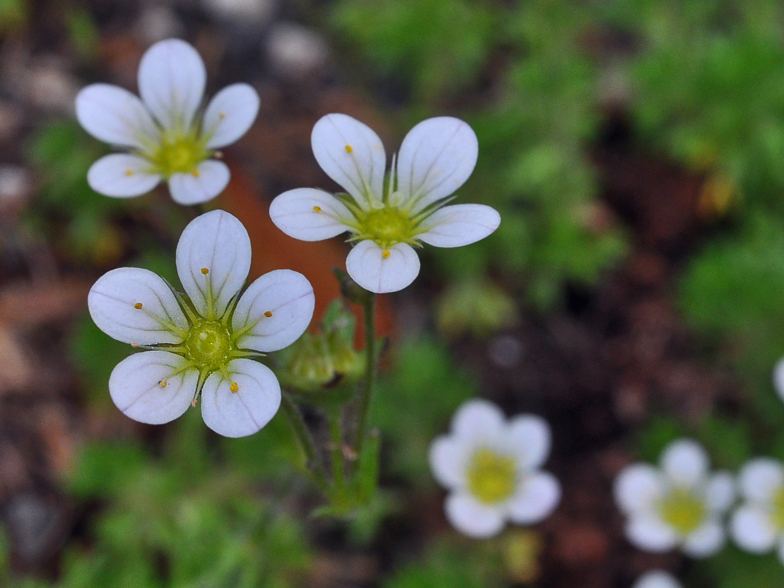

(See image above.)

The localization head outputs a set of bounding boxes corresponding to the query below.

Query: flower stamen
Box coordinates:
[264,311,273,317]
[134,303,143,309]
[382,250,391,259]
[466,448,517,505]
[230,382,239,393]
[345,145,353,153]
[201,268,209,275]
[313,206,321,212]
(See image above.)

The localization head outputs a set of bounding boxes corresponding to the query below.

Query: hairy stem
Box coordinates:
[280,392,329,492]
[352,292,377,463]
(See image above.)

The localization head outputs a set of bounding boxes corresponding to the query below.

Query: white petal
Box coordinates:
[731,505,777,553]
[418,204,500,248]
[138,38,206,130]
[345,240,420,294]
[168,160,230,205]
[429,436,467,489]
[311,113,386,209]
[682,519,725,558]
[507,414,551,470]
[705,471,735,512]
[109,351,196,425]
[75,84,158,148]
[451,399,506,445]
[269,188,354,241]
[232,269,314,352]
[202,83,260,149]
[625,514,679,553]
[176,210,251,320]
[508,472,561,524]
[738,457,784,503]
[87,154,162,198]
[660,439,709,488]
[632,570,682,588]
[396,117,478,213]
[88,267,188,345]
[614,464,666,514]
[200,358,281,438]
[773,356,784,401]
[445,493,505,538]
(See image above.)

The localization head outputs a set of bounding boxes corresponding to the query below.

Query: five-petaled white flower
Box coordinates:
[632,570,682,588]
[428,399,560,538]
[269,113,501,294]
[614,438,734,558]
[730,457,784,562]
[76,38,260,205]
[88,210,314,437]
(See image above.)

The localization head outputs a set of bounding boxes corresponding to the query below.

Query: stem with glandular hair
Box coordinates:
[280,392,329,492]
[352,292,376,465]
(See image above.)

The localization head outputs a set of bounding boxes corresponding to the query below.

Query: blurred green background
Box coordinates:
[4,0,784,586]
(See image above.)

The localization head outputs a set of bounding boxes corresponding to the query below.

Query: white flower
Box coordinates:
[75,38,260,205]
[614,438,735,558]
[730,457,784,562]
[632,570,682,588]
[428,399,560,538]
[269,113,501,294]
[87,210,314,437]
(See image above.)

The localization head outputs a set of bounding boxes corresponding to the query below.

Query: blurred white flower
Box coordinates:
[88,210,314,437]
[632,570,682,588]
[429,399,560,538]
[773,357,784,402]
[266,22,329,80]
[614,438,734,558]
[269,114,500,293]
[76,39,260,205]
[730,457,784,562]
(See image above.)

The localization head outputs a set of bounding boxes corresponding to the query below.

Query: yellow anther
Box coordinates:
[230,382,239,393]
[219,112,226,119]
[382,249,391,259]
[201,268,209,275]
[264,311,273,317]
[345,145,353,153]
[134,302,143,309]
[125,169,134,176]
[191,169,200,177]
[313,206,322,212]
[191,397,197,407]
[159,379,168,388]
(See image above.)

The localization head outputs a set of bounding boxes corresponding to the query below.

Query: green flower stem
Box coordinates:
[280,392,329,492]
[328,408,346,491]
[352,292,377,465]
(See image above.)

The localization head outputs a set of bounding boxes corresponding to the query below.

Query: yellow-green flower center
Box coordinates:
[466,448,517,505]
[185,320,233,369]
[771,486,784,531]
[146,130,210,178]
[657,487,706,535]
[355,206,419,249]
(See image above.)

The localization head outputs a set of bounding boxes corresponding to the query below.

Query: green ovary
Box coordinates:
[147,131,209,177]
[466,448,517,505]
[185,320,233,369]
[356,206,418,249]
[658,488,706,535]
